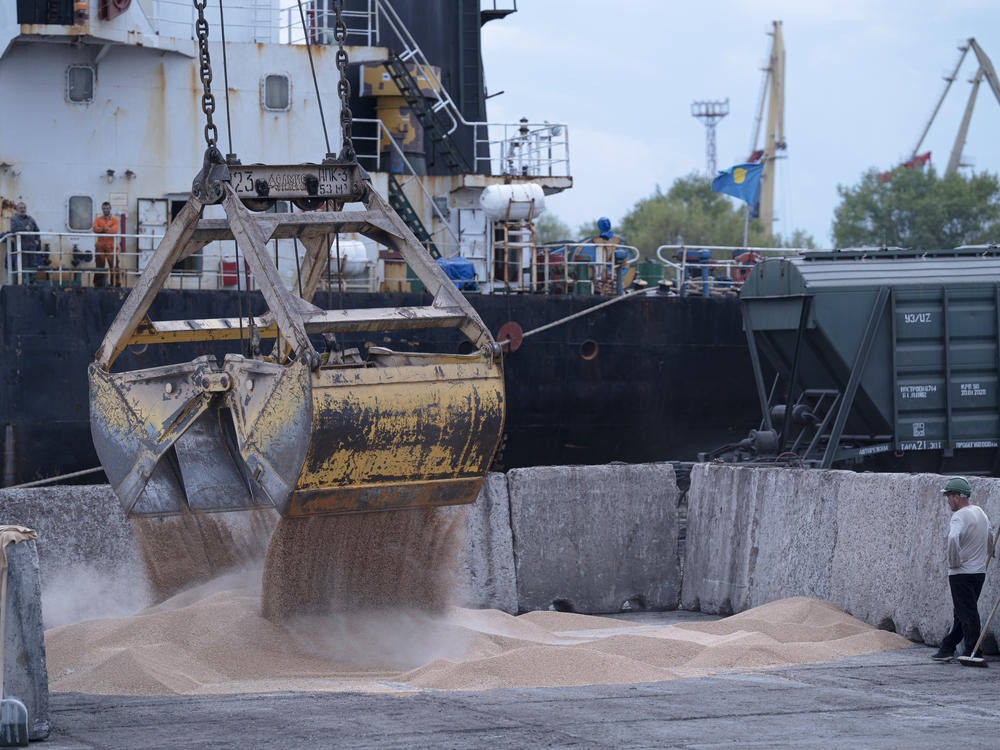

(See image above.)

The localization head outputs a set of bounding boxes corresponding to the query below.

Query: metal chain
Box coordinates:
[333,0,354,159]
[193,0,218,148]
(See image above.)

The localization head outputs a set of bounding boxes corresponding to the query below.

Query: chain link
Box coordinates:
[193,0,218,148]
[333,0,354,158]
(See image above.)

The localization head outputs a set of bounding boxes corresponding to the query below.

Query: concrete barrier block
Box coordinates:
[4,540,50,741]
[681,464,760,614]
[0,486,150,627]
[828,472,955,643]
[509,463,680,614]
[453,473,517,613]
[745,468,839,609]
[683,465,1000,646]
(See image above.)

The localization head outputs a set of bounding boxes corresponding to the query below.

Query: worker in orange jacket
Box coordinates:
[92,201,119,287]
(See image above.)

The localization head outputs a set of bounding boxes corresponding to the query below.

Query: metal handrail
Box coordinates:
[353,117,459,249]
[653,243,805,264]
[362,0,571,177]
[278,0,378,46]
[2,231,378,293]
[654,244,806,297]
[372,0,462,134]
[544,241,641,267]
[488,240,641,294]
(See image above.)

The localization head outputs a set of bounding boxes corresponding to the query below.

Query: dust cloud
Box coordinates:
[40,564,151,629]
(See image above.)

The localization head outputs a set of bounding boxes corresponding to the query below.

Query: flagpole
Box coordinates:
[742,205,750,248]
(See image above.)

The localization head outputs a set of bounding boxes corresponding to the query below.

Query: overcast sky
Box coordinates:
[480,0,1000,246]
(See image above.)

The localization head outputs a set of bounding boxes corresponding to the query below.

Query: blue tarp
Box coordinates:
[437,257,478,290]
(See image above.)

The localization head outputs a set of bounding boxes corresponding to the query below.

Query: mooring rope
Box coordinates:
[499,289,647,346]
[5,466,105,490]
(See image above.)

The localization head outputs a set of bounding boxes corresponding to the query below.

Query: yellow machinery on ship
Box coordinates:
[88,0,503,519]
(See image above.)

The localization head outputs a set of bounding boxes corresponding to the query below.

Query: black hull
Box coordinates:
[0,286,759,485]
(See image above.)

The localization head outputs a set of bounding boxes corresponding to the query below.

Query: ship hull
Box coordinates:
[0,286,758,485]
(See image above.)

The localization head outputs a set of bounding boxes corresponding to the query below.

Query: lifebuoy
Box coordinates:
[732,251,762,283]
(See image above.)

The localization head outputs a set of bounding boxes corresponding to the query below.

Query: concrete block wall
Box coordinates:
[0,463,684,625]
[682,464,1000,646]
[11,465,1000,649]
[452,473,517,613]
[508,463,681,613]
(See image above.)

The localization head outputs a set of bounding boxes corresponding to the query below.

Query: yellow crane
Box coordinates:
[910,38,1000,175]
[747,21,785,238]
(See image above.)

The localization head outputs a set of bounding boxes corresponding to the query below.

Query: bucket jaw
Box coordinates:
[90,162,504,519]
[225,356,313,512]
[89,356,311,515]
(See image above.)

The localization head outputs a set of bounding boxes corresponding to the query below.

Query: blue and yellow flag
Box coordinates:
[711,162,763,208]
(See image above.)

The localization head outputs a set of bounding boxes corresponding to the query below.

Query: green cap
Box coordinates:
[942,476,972,496]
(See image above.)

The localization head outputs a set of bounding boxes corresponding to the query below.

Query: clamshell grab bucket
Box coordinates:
[89,162,505,519]
[90,351,503,517]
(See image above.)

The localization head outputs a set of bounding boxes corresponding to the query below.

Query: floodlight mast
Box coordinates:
[691,98,730,177]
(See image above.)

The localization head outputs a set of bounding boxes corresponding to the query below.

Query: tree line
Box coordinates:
[536,164,1000,258]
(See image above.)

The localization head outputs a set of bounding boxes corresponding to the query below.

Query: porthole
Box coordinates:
[67,195,93,231]
[66,65,95,103]
[262,74,291,111]
[580,339,599,360]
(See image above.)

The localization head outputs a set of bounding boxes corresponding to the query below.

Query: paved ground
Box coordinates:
[36,611,1000,748]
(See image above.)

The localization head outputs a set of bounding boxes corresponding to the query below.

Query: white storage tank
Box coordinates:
[479,184,546,221]
[328,238,373,278]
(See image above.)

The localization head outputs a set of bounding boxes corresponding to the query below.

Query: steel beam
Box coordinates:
[821,287,890,468]
[126,305,468,345]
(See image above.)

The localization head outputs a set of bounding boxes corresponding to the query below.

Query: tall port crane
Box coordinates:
[910,38,1000,174]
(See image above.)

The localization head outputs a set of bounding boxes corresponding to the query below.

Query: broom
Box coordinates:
[958,523,1000,668]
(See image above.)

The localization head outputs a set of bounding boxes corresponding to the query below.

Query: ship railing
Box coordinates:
[278,0,379,46]
[373,0,571,176]
[149,0,284,43]
[289,0,571,178]
[654,244,806,297]
[475,121,570,178]
[352,117,459,255]
[1,232,378,293]
[488,241,640,295]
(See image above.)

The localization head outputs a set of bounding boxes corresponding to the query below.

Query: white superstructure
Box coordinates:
[0,0,571,292]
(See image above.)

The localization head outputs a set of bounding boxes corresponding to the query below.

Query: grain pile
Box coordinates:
[45,594,911,695]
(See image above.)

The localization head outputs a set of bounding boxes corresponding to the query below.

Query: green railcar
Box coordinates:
[731,246,1000,474]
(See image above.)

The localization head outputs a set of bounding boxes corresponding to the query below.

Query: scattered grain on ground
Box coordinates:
[45,594,912,695]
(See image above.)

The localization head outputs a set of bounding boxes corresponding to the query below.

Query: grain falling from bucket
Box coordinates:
[261,506,467,620]
[131,507,278,601]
